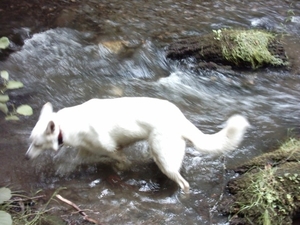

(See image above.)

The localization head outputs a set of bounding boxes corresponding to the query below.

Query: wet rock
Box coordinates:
[101,41,129,54]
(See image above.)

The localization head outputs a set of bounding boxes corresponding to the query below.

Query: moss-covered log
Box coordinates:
[166,29,288,69]
[220,138,300,225]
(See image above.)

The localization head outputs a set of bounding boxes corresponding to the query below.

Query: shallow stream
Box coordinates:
[1,0,300,224]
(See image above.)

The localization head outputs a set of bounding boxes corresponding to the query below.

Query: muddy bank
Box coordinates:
[220,138,300,225]
[0,0,110,60]
[0,0,110,34]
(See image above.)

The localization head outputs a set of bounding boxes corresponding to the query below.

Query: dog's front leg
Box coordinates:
[107,149,131,170]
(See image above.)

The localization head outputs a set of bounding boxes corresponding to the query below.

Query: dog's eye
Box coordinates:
[34,143,42,148]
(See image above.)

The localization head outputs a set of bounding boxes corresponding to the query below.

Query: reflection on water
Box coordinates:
[1,0,300,224]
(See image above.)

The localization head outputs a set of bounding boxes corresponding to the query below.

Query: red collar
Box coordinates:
[58,129,63,145]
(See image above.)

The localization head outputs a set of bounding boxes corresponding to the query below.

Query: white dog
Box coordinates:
[26,97,249,193]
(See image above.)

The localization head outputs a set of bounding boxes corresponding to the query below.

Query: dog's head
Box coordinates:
[26,102,61,160]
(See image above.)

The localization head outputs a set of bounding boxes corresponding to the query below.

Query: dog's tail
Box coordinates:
[182,115,250,154]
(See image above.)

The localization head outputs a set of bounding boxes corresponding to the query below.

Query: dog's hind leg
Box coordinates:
[149,132,190,193]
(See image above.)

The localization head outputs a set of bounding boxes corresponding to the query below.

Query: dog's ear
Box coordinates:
[46,121,55,134]
[39,102,53,119]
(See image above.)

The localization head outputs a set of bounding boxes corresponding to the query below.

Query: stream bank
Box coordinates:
[220,137,300,225]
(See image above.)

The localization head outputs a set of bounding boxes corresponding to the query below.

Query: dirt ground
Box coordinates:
[0,0,112,45]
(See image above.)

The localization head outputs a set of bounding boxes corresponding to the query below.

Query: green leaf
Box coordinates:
[0,95,9,103]
[6,80,24,90]
[0,71,9,81]
[0,37,10,49]
[16,104,33,116]
[0,211,12,225]
[5,115,19,121]
[0,103,8,115]
[0,187,12,204]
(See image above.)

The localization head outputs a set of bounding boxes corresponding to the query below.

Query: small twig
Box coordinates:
[56,194,100,224]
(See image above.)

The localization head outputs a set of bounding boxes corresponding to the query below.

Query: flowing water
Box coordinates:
[1,0,300,224]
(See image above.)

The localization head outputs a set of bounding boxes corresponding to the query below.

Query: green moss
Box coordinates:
[220,30,287,69]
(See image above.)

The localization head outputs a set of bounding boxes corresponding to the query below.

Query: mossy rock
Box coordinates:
[233,140,300,174]
[166,29,289,70]
[220,138,300,225]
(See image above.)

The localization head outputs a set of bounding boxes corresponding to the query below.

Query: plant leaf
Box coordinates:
[0,95,9,103]
[0,71,9,81]
[6,81,24,90]
[5,115,19,121]
[0,37,10,49]
[0,187,12,204]
[0,103,8,115]
[0,211,12,225]
[16,104,33,116]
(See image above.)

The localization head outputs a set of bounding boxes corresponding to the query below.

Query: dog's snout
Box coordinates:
[25,153,31,160]
[25,146,33,160]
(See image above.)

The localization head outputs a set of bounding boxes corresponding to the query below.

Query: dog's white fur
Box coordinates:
[26,97,249,193]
